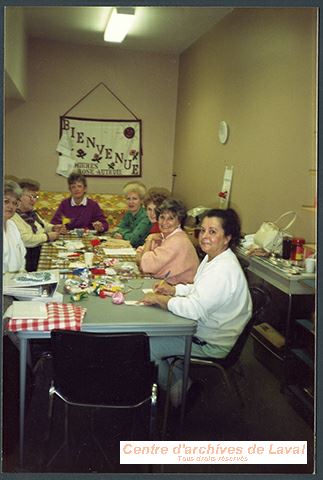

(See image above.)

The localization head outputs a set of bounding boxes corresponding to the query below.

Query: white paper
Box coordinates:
[11,301,47,319]
[56,130,73,155]
[124,301,145,306]
[4,270,59,287]
[31,292,64,303]
[56,155,75,177]
[103,248,136,256]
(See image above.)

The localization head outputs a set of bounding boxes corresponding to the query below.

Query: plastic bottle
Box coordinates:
[290,238,305,262]
[282,237,292,260]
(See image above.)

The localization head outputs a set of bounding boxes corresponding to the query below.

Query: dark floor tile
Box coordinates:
[2,338,314,474]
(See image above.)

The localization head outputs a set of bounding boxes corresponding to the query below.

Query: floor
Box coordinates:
[2,336,315,475]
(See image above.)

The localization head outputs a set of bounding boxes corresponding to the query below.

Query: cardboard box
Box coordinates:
[252,322,285,352]
[251,322,286,380]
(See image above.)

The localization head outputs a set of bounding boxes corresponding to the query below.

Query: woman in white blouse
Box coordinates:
[143,208,252,407]
[3,180,26,274]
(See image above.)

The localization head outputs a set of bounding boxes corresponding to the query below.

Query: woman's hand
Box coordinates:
[114,232,123,239]
[142,293,171,310]
[92,221,104,233]
[47,231,60,242]
[154,281,176,296]
[52,224,67,234]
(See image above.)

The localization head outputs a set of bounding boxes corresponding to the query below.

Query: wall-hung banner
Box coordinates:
[59,116,142,177]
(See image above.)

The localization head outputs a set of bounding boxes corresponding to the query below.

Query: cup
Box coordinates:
[304,257,315,273]
[84,252,94,267]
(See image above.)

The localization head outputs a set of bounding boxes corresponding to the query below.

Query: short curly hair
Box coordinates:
[18,178,40,191]
[156,198,187,228]
[144,187,170,208]
[68,173,87,187]
[201,208,241,251]
[4,180,22,199]
[123,181,147,199]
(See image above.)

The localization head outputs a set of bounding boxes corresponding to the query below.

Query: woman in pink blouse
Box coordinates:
[136,198,199,285]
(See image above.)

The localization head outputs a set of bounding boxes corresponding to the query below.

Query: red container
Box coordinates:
[290,238,305,261]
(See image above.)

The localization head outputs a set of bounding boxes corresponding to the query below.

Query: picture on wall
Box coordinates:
[59,116,142,177]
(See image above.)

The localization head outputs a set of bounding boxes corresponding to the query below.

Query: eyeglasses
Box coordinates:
[23,193,39,200]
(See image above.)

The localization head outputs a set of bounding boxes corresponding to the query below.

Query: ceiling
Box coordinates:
[23,6,233,55]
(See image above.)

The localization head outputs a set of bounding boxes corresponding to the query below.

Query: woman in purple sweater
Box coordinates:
[51,173,108,232]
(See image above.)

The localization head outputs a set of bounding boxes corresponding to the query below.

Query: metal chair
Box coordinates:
[162,285,270,437]
[45,330,158,469]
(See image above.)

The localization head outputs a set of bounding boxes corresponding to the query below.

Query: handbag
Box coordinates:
[254,211,297,253]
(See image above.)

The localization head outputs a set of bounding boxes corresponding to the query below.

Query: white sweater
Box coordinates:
[168,249,252,351]
[3,220,26,273]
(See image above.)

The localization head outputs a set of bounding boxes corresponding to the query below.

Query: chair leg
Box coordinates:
[161,359,176,439]
[149,384,158,440]
[64,404,69,465]
[218,368,244,408]
[46,402,69,468]
[229,368,245,407]
[90,409,114,469]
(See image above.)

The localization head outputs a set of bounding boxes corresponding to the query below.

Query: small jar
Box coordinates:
[290,238,305,262]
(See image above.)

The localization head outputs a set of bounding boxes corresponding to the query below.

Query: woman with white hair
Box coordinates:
[113,181,152,248]
[3,180,26,273]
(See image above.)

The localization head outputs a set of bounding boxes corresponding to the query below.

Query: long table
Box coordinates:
[15,278,197,466]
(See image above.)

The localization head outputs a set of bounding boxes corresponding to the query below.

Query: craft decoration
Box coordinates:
[218,166,233,209]
[112,291,125,304]
[59,82,142,178]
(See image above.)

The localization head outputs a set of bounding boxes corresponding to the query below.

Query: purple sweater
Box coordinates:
[51,197,109,231]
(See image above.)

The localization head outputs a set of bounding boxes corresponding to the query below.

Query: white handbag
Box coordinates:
[254,211,297,253]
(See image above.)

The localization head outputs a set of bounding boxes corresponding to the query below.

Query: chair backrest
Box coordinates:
[50,330,155,407]
[219,285,271,367]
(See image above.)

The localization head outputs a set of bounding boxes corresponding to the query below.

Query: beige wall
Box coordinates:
[5,38,179,194]
[4,8,317,243]
[173,8,317,243]
[5,7,26,100]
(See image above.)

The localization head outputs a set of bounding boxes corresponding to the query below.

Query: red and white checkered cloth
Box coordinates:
[7,303,87,332]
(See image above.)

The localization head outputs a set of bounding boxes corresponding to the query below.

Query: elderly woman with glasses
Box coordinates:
[113,181,152,248]
[11,179,63,271]
[136,198,199,285]
[3,180,26,274]
[142,208,252,407]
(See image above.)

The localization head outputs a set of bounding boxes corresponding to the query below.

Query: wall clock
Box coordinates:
[218,121,229,144]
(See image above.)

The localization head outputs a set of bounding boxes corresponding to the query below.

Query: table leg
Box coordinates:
[19,337,27,467]
[179,334,193,431]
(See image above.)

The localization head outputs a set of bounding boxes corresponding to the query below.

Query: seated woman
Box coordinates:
[113,181,152,248]
[136,198,200,285]
[12,179,62,272]
[3,180,26,274]
[51,173,108,232]
[142,208,252,406]
[144,187,170,234]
